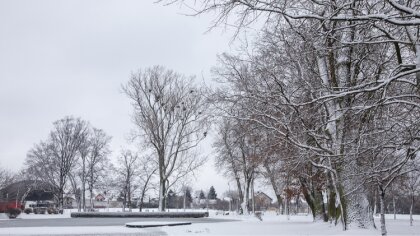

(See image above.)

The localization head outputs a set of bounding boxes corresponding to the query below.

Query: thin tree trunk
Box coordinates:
[416,43,420,82]
[393,196,396,220]
[251,177,255,214]
[90,189,93,211]
[183,190,186,212]
[296,195,298,214]
[410,191,414,226]
[128,185,132,212]
[82,159,86,212]
[122,193,126,212]
[373,189,377,216]
[379,187,387,236]
[139,191,145,212]
[285,176,290,220]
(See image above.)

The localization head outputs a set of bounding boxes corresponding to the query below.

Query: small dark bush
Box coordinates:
[24,208,33,214]
[47,208,59,214]
[7,208,22,219]
[255,212,263,221]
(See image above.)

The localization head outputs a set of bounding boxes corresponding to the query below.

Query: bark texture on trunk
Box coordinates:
[380,188,387,236]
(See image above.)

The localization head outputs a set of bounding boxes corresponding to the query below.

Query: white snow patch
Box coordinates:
[0,226,150,235]
[0,214,8,220]
[1,212,419,235]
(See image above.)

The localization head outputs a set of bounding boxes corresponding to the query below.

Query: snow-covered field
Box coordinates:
[0,210,419,235]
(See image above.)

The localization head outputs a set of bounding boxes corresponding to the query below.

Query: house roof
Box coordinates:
[0,180,55,201]
[255,191,273,201]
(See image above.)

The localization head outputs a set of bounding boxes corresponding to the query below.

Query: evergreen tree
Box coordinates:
[208,186,217,200]
[185,188,193,204]
[199,190,205,199]
[167,189,177,208]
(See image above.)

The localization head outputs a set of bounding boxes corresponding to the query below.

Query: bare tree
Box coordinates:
[86,128,111,211]
[405,164,420,226]
[123,66,209,211]
[214,117,264,214]
[137,155,157,212]
[213,119,244,211]
[116,150,140,212]
[77,134,90,212]
[0,165,15,190]
[67,171,82,211]
[26,117,90,212]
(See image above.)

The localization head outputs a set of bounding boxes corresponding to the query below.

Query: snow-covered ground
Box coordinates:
[1,210,419,235]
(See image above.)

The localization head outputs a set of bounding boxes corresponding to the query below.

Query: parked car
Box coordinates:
[29,202,58,215]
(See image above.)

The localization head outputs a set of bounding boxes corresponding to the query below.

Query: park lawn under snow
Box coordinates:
[1,211,419,235]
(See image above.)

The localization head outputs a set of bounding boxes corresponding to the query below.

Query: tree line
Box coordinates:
[158,1,419,235]
[1,2,420,235]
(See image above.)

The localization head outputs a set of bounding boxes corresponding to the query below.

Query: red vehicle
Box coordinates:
[0,200,24,213]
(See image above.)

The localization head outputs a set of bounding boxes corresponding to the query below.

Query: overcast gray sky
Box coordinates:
[0,0,239,195]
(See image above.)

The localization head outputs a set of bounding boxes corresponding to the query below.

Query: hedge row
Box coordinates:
[71,211,209,218]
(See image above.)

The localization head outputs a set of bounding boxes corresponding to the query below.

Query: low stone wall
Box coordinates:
[71,211,209,218]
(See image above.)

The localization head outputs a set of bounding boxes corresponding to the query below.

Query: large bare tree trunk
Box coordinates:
[235,177,243,213]
[242,177,251,215]
[379,186,387,236]
[59,188,64,214]
[158,177,166,211]
[264,162,283,214]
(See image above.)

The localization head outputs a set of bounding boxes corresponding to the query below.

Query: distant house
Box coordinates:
[255,191,272,211]
[95,194,106,202]
[208,199,217,205]
[0,180,55,203]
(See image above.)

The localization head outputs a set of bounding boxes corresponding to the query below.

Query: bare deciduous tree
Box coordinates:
[123,66,209,211]
[116,149,140,212]
[26,116,90,212]
[137,154,157,212]
[0,165,15,191]
[86,128,111,211]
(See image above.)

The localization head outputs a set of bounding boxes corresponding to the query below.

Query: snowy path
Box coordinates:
[0,217,231,228]
[0,213,419,235]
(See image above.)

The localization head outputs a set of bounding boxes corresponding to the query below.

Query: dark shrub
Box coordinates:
[24,208,33,214]
[47,208,59,214]
[7,208,22,219]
